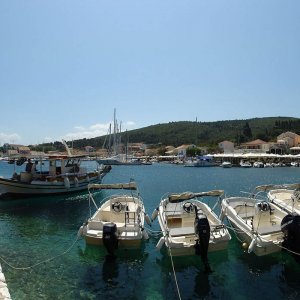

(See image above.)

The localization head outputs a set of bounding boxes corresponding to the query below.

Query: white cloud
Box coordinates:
[60,122,112,142]
[0,132,21,144]
[124,121,136,128]
[45,121,138,143]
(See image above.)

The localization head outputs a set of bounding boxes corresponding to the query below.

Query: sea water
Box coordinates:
[1,161,300,299]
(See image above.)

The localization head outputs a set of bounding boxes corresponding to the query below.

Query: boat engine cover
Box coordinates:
[195,217,210,258]
[103,223,118,255]
[281,214,300,262]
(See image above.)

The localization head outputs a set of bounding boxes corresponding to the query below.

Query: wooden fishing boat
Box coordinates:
[0,141,111,198]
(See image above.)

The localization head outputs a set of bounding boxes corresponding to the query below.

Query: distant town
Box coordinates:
[1,131,300,165]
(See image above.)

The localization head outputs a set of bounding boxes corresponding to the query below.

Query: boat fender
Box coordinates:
[64,176,70,189]
[248,237,257,253]
[219,208,226,221]
[82,224,88,236]
[145,214,151,226]
[74,176,79,187]
[77,226,83,237]
[156,236,165,250]
[151,207,159,221]
[242,242,248,250]
[142,228,149,240]
[86,175,90,182]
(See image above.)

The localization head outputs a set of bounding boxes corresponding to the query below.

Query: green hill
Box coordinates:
[35,117,300,151]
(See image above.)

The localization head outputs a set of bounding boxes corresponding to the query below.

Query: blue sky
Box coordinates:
[1,1,299,146]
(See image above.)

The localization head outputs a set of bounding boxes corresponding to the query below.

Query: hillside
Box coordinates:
[36,117,300,151]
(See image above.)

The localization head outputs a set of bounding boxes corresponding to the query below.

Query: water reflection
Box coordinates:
[102,255,119,286]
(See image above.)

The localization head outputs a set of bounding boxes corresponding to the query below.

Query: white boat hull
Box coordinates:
[221,196,286,256]
[80,190,148,251]
[268,188,300,215]
[156,192,231,257]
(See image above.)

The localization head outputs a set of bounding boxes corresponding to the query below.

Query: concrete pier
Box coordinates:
[0,264,11,300]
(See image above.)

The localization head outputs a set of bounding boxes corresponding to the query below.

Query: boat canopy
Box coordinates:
[168,190,224,202]
[88,182,137,191]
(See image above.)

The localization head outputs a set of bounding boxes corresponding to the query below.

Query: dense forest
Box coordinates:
[32,117,300,152]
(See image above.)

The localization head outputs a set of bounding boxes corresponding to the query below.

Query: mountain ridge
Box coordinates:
[69,116,300,149]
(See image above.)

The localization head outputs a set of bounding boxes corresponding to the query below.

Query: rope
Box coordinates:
[0,234,80,271]
[275,243,300,256]
[167,245,182,300]
[145,227,162,237]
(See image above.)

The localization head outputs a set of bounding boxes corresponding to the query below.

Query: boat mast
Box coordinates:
[113,108,117,155]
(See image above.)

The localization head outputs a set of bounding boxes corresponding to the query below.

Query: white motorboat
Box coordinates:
[97,154,151,166]
[152,190,231,270]
[256,183,300,215]
[184,156,217,167]
[253,161,264,168]
[220,161,232,168]
[221,193,288,256]
[240,160,252,168]
[0,141,111,198]
[256,183,300,259]
[79,182,150,255]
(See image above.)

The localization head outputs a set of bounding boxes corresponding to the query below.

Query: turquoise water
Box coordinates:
[1,161,300,299]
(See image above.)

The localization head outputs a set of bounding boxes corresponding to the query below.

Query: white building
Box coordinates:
[218,141,234,154]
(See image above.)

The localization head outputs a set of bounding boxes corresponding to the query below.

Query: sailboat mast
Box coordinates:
[113,108,117,155]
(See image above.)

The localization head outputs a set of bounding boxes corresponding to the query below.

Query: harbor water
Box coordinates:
[1,160,300,299]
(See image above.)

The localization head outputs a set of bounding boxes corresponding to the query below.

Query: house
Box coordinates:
[166,144,196,157]
[18,146,31,155]
[277,132,300,148]
[239,139,270,153]
[218,141,234,154]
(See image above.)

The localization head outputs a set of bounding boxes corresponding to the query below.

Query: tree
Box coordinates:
[243,122,252,138]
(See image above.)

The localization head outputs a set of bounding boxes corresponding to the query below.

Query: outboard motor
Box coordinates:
[281,214,300,262]
[194,207,211,272]
[103,223,118,256]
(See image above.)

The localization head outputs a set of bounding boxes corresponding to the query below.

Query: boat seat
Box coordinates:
[237,212,255,220]
[252,210,281,234]
[120,231,139,237]
[87,230,102,237]
[169,227,196,237]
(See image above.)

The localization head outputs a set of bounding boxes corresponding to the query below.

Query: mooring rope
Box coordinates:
[0,234,80,270]
[167,245,182,300]
[145,228,162,237]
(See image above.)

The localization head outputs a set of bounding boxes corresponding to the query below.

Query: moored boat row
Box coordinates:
[77,180,300,271]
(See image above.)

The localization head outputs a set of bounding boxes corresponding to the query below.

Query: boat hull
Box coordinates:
[221,197,285,256]
[0,172,103,197]
[84,233,142,249]
[156,195,231,257]
[163,239,230,257]
[80,191,147,252]
[227,217,282,256]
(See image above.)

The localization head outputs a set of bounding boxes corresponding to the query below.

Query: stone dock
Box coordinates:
[0,264,11,300]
